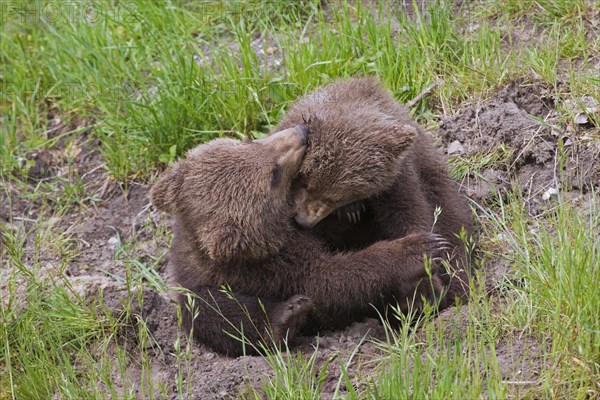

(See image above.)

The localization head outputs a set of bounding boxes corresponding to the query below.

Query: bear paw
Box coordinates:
[414,233,453,310]
[270,295,314,343]
[391,233,452,314]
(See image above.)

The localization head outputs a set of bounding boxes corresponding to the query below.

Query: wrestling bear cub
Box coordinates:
[151,78,473,356]
[277,77,474,304]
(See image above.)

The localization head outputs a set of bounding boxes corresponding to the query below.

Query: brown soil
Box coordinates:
[440,80,599,214]
[2,79,599,399]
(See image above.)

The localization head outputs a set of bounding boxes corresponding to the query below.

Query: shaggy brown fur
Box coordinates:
[275,77,475,304]
[151,126,450,356]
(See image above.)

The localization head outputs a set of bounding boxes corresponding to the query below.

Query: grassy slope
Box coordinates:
[1,0,599,398]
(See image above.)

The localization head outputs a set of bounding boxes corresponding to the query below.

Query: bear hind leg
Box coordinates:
[180,287,312,356]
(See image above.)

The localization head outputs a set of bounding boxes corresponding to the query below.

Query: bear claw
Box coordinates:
[424,233,452,255]
[335,201,367,224]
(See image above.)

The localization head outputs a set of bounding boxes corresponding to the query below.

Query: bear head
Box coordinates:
[293,103,418,228]
[151,125,308,262]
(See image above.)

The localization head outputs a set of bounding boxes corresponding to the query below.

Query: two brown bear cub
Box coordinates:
[151,78,473,356]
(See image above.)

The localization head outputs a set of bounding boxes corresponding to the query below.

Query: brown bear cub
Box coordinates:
[151,126,451,356]
[275,77,474,306]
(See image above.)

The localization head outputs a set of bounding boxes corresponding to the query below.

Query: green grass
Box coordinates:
[1,0,599,399]
[449,143,513,181]
[482,191,600,398]
[369,301,506,399]
[1,223,108,398]
[488,0,596,22]
[0,197,182,399]
[2,0,597,178]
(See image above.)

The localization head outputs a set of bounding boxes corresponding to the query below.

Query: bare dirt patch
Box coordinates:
[101,287,388,399]
[440,80,600,213]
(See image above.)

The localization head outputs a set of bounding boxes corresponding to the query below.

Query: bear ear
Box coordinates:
[150,162,185,214]
[205,225,244,262]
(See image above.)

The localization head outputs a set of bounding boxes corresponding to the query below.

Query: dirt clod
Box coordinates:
[439,80,600,213]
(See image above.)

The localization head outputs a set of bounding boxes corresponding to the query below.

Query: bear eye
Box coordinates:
[271,164,282,188]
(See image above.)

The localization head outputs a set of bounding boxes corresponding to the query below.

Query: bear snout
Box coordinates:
[256,126,307,155]
[294,214,315,229]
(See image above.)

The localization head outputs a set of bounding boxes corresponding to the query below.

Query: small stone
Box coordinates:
[107,236,120,247]
[542,187,559,200]
[574,107,598,126]
[447,140,466,156]
[574,112,590,125]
